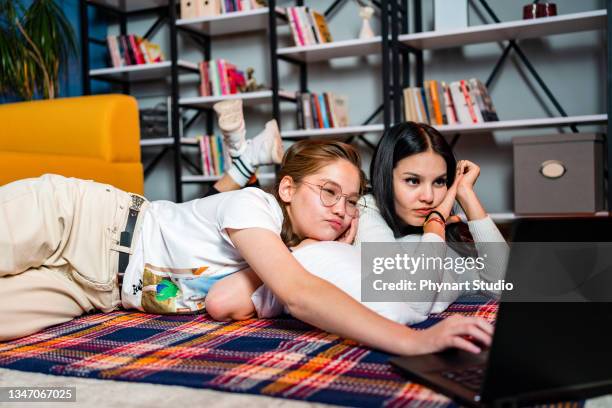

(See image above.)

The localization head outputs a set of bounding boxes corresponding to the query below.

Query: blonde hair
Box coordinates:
[273,139,367,247]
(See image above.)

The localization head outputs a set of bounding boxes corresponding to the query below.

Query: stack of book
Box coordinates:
[181,0,265,19]
[296,92,349,130]
[403,78,498,126]
[106,35,164,68]
[286,6,333,47]
[198,135,230,177]
[199,59,248,97]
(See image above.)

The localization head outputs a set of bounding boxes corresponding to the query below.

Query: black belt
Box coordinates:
[118,195,146,274]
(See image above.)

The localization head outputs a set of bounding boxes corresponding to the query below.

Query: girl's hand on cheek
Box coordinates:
[456,160,480,198]
[432,166,463,221]
[336,217,358,245]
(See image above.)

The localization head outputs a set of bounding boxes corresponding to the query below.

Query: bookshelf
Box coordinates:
[388,1,610,217]
[89,60,199,81]
[271,0,394,144]
[276,36,383,62]
[398,9,606,50]
[176,7,286,36]
[434,115,608,134]
[281,124,386,139]
[87,0,168,13]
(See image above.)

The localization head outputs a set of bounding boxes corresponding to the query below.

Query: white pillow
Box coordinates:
[251,241,429,325]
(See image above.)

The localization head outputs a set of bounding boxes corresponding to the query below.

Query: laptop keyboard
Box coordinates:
[440,365,485,391]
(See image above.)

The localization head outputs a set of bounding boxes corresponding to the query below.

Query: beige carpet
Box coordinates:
[1,367,611,408]
[0,368,334,408]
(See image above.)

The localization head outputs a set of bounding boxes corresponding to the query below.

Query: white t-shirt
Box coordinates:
[121,188,284,313]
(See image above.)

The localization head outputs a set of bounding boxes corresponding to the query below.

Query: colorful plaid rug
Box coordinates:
[0,298,497,407]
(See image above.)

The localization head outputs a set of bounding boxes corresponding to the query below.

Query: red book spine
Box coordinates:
[312,93,324,128]
[460,80,478,124]
[129,35,146,64]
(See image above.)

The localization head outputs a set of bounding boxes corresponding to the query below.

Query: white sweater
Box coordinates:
[354,194,509,317]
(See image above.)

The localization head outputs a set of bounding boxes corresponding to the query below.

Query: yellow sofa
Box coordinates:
[0,94,143,194]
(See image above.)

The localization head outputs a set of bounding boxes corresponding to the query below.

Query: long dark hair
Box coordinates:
[369,122,474,250]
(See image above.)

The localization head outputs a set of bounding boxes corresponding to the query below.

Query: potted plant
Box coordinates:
[0,0,77,100]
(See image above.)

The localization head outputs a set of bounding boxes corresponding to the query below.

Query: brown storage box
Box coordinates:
[512,133,605,214]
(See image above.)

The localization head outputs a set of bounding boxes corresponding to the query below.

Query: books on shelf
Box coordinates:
[286,6,333,47]
[199,59,249,97]
[180,0,265,19]
[198,134,230,176]
[296,92,349,129]
[106,35,164,68]
[403,78,499,126]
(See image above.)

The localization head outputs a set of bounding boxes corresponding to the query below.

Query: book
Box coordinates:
[469,78,499,122]
[301,92,314,129]
[138,38,151,63]
[106,36,121,67]
[311,93,323,128]
[119,36,132,65]
[308,9,324,44]
[210,136,221,175]
[209,59,221,96]
[304,7,319,45]
[449,81,471,124]
[333,95,349,127]
[199,61,210,96]
[326,92,339,128]
[403,87,414,121]
[311,10,332,43]
[460,79,483,123]
[217,59,228,95]
[297,7,316,45]
[318,93,330,128]
[296,91,304,129]
[412,88,426,122]
[286,7,302,46]
[420,88,431,124]
[436,80,448,124]
[130,35,146,64]
[323,93,334,128]
[424,82,435,124]
[143,41,164,63]
[289,7,306,46]
[429,80,444,125]
[442,82,458,125]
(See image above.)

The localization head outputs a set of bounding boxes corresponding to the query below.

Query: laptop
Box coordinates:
[390,217,612,407]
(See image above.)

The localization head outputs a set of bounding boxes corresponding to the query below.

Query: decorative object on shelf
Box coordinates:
[358,5,375,39]
[523,2,557,19]
[434,0,468,31]
[241,67,266,93]
[296,91,349,130]
[513,133,604,214]
[403,78,498,126]
[180,0,220,19]
[139,102,170,139]
[0,0,77,100]
[286,6,333,46]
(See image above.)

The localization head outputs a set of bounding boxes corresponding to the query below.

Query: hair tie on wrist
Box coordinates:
[425,210,446,224]
[424,216,446,229]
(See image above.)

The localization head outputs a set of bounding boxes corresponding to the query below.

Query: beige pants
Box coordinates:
[0,174,147,341]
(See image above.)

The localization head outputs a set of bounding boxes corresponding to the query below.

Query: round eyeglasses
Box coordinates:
[301,180,366,217]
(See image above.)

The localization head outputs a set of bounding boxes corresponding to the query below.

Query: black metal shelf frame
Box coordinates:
[269,0,402,146]
[81,0,206,202]
[388,0,611,211]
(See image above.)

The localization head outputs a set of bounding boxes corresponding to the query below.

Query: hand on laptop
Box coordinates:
[414,315,493,354]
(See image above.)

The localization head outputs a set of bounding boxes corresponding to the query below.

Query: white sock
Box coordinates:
[227,154,256,187]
